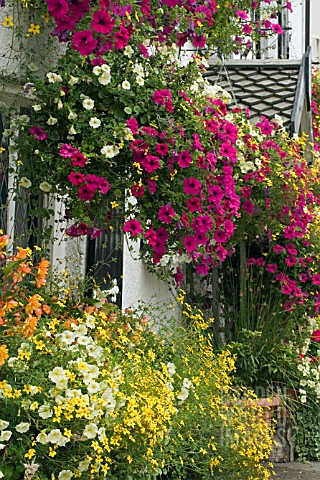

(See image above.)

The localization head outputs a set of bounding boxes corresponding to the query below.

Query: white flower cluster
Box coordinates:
[92,64,111,85]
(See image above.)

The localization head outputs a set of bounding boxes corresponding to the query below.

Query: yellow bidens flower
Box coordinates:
[28,23,40,35]
[2,16,14,27]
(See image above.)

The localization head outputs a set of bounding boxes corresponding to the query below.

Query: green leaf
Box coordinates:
[124,107,132,115]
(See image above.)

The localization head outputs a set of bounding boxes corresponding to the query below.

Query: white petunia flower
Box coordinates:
[15,422,30,433]
[83,423,98,439]
[166,362,176,377]
[0,430,12,442]
[99,72,111,85]
[0,420,9,431]
[101,64,111,74]
[82,98,95,110]
[89,117,101,129]
[47,116,57,125]
[68,76,79,85]
[58,470,73,480]
[36,432,49,444]
[32,104,42,111]
[38,403,53,419]
[121,80,131,90]
[92,66,102,75]
[39,181,52,193]
[101,145,118,158]
[68,111,77,121]
[48,367,67,385]
[68,125,77,135]
[46,72,62,83]
[19,177,32,189]
[124,45,134,57]
[136,75,144,86]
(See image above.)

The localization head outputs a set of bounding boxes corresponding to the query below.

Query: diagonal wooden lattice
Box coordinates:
[204,60,301,128]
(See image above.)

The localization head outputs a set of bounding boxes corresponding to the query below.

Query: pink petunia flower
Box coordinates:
[30,126,48,141]
[78,183,96,201]
[90,10,115,35]
[123,219,143,237]
[183,236,198,252]
[67,171,85,186]
[72,29,98,56]
[158,204,175,224]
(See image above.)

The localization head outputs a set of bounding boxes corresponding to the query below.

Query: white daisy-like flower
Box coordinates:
[136,75,144,86]
[89,117,101,129]
[15,422,30,433]
[124,45,134,57]
[121,80,131,90]
[48,367,67,384]
[19,177,32,189]
[39,181,52,193]
[99,72,111,85]
[82,98,95,110]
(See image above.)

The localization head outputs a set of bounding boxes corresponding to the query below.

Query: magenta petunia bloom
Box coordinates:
[123,219,143,237]
[60,144,77,158]
[193,35,206,48]
[98,177,110,194]
[140,155,161,173]
[156,227,169,243]
[155,143,169,157]
[47,0,69,19]
[126,118,139,135]
[183,177,202,195]
[285,256,297,267]
[192,215,213,233]
[72,29,98,56]
[312,274,320,285]
[186,197,202,213]
[114,25,130,49]
[177,150,192,168]
[78,183,95,201]
[147,179,157,195]
[71,151,87,168]
[282,284,293,295]
[158,204,175,224]
[183,236,198,253]
[90,10,115,35]
[145,228,157,246]
[89,227,103,239]
[67,171,85,186]
[214,230,228,243]
[311,330,320,342]
[266,264,278,273]
[30,126,48,141]
[273,244,284,253]
[131,183,145,198]
[243,200,255,214]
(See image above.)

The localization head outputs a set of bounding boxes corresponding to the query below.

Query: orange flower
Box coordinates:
[22,316,38,337]
[42,304,51,315]
[25,294,42,317]
[0,344,9,366]
[0,235,10,251]
[14,247,31,260]
[36,259,49,289]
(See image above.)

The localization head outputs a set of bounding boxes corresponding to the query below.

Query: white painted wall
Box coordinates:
[122,236,176,310]
[311,0,320,62]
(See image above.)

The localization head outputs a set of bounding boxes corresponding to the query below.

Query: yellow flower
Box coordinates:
[28,23,40,35]
[24,449,36,459]
[0,147,5,154]
[110,201,119,208]
[2,16,14,27]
